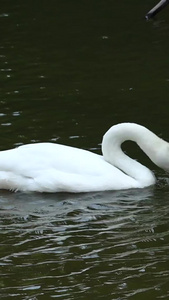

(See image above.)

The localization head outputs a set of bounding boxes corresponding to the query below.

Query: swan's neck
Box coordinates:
[102,123,169,187]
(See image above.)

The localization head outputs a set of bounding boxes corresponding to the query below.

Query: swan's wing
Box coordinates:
[0,168,134,193]
[0,143,139,192]
[0,143,115,176]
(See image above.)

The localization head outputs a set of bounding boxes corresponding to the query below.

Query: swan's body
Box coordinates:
[0,123,168,193]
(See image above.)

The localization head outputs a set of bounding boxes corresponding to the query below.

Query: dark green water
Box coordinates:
[0,1,169,299]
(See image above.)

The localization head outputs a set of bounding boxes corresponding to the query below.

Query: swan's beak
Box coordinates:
[145,0,169,19]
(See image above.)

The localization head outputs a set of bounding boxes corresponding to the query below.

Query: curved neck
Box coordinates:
[101,123,168,186]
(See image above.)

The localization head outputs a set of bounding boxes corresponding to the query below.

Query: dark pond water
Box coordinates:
[0,1,169,299]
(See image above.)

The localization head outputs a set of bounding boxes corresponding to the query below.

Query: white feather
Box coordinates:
[0,123,168,192]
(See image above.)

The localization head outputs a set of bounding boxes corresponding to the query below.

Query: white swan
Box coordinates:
[0,123,168,193]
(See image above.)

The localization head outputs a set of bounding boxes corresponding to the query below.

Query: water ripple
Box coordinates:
[0,187,169,299]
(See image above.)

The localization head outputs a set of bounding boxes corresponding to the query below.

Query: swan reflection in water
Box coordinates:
[0,123,168,193]
[0,187,155,220]
[145,0,169,19]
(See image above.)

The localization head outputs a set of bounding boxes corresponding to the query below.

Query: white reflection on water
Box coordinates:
[0,185,169,299]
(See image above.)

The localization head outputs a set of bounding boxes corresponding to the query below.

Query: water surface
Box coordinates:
[0,1,169,299]
[1,186,169,299]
